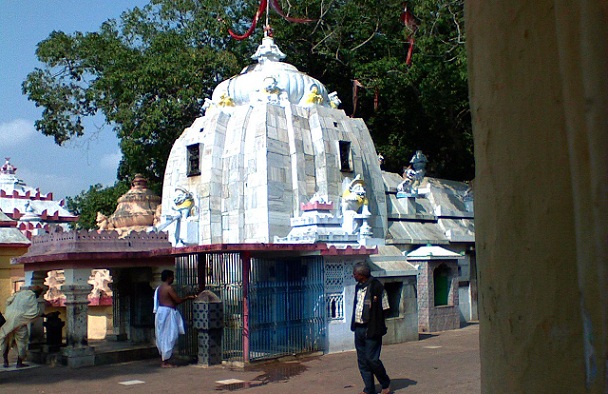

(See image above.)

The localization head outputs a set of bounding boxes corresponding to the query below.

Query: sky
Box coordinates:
[0,0,150,200]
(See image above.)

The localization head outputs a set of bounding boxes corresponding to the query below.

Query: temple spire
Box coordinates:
[1,157,16,175]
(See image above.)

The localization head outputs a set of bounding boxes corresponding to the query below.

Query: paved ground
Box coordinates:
[0,324,479,394]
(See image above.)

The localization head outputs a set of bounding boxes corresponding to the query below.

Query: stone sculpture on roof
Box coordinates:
[397,150,428,196]
[341,175,372,236]
[95,174,160,236]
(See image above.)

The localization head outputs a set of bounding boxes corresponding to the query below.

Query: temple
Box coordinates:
[0,158,77,239]
[0,158,78,308]
[12,33,475,368]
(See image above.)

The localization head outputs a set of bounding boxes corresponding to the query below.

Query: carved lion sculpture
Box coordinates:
[96,212,115,231]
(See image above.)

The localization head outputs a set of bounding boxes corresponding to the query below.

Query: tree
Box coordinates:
[23,0,244,194]
[65,182,130,229]
[24,0,472,222]
[268,0,471,179]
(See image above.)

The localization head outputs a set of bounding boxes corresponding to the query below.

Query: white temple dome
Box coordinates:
[210,36,335,108]
[162,34,386,246]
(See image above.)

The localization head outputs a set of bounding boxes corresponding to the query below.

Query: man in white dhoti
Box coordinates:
[154,270,196,367]
[1,286,45,368]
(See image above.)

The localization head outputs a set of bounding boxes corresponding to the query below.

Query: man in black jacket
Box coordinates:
[351,262,392,394]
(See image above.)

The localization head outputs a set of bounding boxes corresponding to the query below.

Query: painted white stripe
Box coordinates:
[216,379,245,385]
[118,380,146,386]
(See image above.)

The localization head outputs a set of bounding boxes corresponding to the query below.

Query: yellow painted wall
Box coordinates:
[467,1,607,392]
[0,248,26,311]
[45,305,113,340]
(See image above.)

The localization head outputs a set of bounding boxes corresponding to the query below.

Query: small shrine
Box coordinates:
[407,245,464,332]
[95,174,161,235]
[14,174,173,367]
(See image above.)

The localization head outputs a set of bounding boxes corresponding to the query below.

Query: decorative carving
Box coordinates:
[202,91,236,114]
[88,269,113,298]
[96,212,115,231]
[328,91,342,109]
[341,175,369,214]
[218,92,235,107]
[1,157,16,174]
[377,153,385,168]
[43,269,114,305]
[154,186,197,246]
[341,174,372,235]
[44,270,65,304]
[95,174,160,236]
[301,84,324,106]
[256,76,286,104]
[173,187,195,218]
[397,150,428,195]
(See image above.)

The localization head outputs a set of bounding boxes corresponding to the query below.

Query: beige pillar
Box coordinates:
[151,267,173,290]
[466,0,607,392]
[62,268,94,368]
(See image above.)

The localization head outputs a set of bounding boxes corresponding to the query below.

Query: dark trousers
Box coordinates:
[354,325,390,394]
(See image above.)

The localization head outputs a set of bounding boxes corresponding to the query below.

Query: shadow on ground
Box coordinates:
[391,378,418,391]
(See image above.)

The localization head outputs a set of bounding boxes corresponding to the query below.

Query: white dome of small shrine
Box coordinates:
[209,36,336,108]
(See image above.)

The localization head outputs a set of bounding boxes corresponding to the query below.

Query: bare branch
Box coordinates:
[311,0,336,36]
[311,27,337,53]
[449,5,465,44]
[350,20,380,52]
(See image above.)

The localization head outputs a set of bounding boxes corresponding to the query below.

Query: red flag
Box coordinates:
[400,3,418,65]
[228,0,315,40]
[351,80,364,118]
[269,0,315,23]
[228,0,267,40]
[374,87,379,111]
[405,36,415,66]
[400,3,417,31]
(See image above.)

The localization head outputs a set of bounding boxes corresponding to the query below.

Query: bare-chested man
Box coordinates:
[154,270,196,367]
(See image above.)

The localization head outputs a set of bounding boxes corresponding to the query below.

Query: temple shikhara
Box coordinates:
[9,27,475,368]
[0,158,77,239]
[0,158,78,307]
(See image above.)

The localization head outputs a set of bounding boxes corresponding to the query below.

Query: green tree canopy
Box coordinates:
[269,0,471,178]
[24,0,471,228]
[65,181,130,229]
[23,0,244,193]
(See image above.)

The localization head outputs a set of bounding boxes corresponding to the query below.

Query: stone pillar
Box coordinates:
[150,267,170,290]
[22,270,47,349]
[61,268,94,368]
[129,268,154,344]
[467,0,608,392]
[193,294,223,367]
[108,269,128,341]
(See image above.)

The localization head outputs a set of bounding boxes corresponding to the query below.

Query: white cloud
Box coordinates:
[0,118,37,147]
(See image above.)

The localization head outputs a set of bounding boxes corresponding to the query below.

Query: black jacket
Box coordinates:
[351,277,388,339]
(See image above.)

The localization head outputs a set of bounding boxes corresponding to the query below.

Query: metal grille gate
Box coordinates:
[204,253,245,362]
[175,254,200,358]
[175,252,325,363]
[248,256,325,361]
